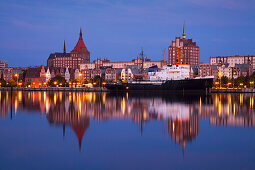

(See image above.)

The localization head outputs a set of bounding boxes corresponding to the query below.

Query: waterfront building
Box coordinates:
[198,63,211,77]
[46,68,51,82]
[105,68,117,81]
[74,69,80,80]
[47,28,90,69]
[91,68,102,79]
[121,67,133,81]
[80,57,166,70]
[80,67,90,80]
[210,55,255,72]
[25,66,46,87]
[65,68,70,82]
[0,60,8,68]
[3,68,13,81]
[168,24,199,65]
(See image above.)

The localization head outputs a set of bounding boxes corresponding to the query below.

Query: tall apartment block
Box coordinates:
[168,24,199,65]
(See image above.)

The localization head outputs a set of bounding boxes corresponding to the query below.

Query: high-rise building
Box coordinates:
[47,28,90,69]
[168,24,199,65]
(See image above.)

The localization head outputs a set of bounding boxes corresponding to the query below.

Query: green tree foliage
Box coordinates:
[220,76,228,87]
[0,79,6,87]
[7,79,17,87]
[93,75,102,87]
[47,76,66,87]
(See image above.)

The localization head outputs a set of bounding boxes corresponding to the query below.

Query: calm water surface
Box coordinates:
[0,91,255,169]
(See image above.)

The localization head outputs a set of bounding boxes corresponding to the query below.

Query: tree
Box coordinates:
[0,79,6,87]
[221,76,228,87]
[7,79,17,87]
[47,76,66,87]
[93,75,102,87]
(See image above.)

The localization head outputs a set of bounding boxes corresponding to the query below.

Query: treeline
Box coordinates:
[216,72,255,88]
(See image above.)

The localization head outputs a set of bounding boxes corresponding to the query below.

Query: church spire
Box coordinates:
[63,40,66,53]
[182,22,186,39]
[79,27,83,40]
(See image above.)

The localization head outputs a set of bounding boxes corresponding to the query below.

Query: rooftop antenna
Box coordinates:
[140,48,145,69]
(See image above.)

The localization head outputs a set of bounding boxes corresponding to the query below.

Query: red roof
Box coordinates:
[71,29,90,54]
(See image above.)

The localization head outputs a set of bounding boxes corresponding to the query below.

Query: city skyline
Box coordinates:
[0,0,255,67]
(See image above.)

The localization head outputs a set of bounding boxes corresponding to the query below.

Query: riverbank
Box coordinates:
[0,87,109,92]
[212,88,255,93]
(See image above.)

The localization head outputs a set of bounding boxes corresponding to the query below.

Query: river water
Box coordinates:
[0,91,255,169]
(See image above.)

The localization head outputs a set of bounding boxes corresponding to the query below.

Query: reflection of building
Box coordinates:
[47,29,90,69]
[168,24,199,65]
[168,115,199,152]
[2,91,255,152]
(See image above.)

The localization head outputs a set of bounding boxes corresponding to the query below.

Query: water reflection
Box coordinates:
[0,91,255,152]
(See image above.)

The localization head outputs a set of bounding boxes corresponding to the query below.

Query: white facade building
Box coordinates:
[65,68,70,82]
[149,64,190,81]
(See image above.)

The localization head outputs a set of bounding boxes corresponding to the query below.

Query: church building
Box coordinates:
[47,28,90,69]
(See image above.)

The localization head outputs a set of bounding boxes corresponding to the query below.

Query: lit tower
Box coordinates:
[182,22,186,39]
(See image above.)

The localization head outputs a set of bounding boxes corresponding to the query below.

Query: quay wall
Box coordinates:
[212,88,255,93]
[0,87,109,92]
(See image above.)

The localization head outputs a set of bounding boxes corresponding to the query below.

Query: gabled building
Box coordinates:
[25,66,46,87]
[105,68,116,81]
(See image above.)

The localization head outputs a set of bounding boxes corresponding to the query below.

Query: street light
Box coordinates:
[250,81,254,88]
[218,72,222,88]
[14,74,19,87]
[228,82,232,88]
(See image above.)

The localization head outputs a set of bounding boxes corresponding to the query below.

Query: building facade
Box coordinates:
[168,25,199,65]
[80,57,166,70]
[210,55,255,71]
[47,29,90,69]
[0,60,8,68]
[198,63,211,77]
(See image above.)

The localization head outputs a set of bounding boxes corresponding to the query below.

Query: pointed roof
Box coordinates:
[71,28,90,54]
[182,22,186,39]
[64,40,66,54]
[72,118,90,152]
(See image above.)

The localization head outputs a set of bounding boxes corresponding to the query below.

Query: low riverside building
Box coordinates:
[91,68,102,79]
[198,63,211,77]
[210,55,255,71]
[80,57,166,70]
[25,66,46,87]
[105,68,117,81]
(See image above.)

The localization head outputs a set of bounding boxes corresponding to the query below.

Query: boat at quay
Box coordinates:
[106,64,214,93]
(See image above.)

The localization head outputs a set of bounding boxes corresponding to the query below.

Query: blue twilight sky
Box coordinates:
[0,0,255,67]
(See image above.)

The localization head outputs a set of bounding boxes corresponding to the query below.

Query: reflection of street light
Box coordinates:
[218,72,222,88]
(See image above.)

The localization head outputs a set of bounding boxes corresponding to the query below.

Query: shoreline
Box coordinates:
[0,87,109,92]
